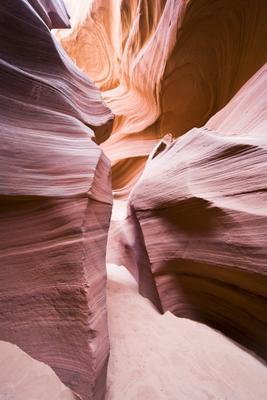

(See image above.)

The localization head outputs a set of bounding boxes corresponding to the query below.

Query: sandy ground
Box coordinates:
[105,263,267,400]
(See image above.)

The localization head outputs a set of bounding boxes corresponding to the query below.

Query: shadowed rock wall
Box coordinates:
[0,1,113,399]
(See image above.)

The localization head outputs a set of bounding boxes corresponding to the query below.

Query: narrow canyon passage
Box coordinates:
[104,198,267,399]
[0,1,267,400]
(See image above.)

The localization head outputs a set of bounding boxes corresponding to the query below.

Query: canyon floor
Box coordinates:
[0,264,267,400]
[106,264,267,400]
[1,263,266,400]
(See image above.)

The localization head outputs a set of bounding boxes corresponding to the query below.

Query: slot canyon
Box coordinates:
[0,0,267,399]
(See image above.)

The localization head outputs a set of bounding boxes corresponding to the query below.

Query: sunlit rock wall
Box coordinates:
[59,0,267,197]
[0,1,113,399]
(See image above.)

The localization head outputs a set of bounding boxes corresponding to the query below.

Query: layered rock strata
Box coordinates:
[0,1,113,399]
[59,0,267,197]
[108,64,267,360]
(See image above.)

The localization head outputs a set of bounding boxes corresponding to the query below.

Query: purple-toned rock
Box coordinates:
[0,1,113,399]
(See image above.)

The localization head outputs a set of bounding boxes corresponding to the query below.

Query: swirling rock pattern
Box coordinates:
[0,1,113,399]
[1,0,267,398]
[59,0,267,197]
[113,64,267,360]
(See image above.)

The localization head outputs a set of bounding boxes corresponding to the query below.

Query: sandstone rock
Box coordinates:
[0,1,113,399]
[0,341,78,400]
[2,1,267,398]
[59,0,267,197]
[109,64,267,360]
[28,0,71,29]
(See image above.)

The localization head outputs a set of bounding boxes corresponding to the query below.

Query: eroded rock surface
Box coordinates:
[1,1,267,398]
[59,0,267,197]
[116,65,267,360]
[0,1,113,399]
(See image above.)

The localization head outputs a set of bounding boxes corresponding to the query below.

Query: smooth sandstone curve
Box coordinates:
[59,0,267,197]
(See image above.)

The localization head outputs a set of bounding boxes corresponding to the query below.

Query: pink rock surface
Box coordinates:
[0,341,78,400]
[109,64,267,360]
[0,1,113,399]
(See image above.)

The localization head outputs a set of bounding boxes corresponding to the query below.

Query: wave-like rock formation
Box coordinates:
[1,0,267,398]
[59,0,267,197]
[0,1,113,399]
[108,64,267,360]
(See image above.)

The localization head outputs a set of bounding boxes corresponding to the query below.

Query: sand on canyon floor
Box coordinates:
[105,263,267,400]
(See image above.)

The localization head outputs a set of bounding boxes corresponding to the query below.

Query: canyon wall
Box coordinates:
[0,1,113,399]
[1,1,266,398]
[58,0,267,360]
[59,0,267,359]
[110,64,267,360]
[59,0,267,197]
